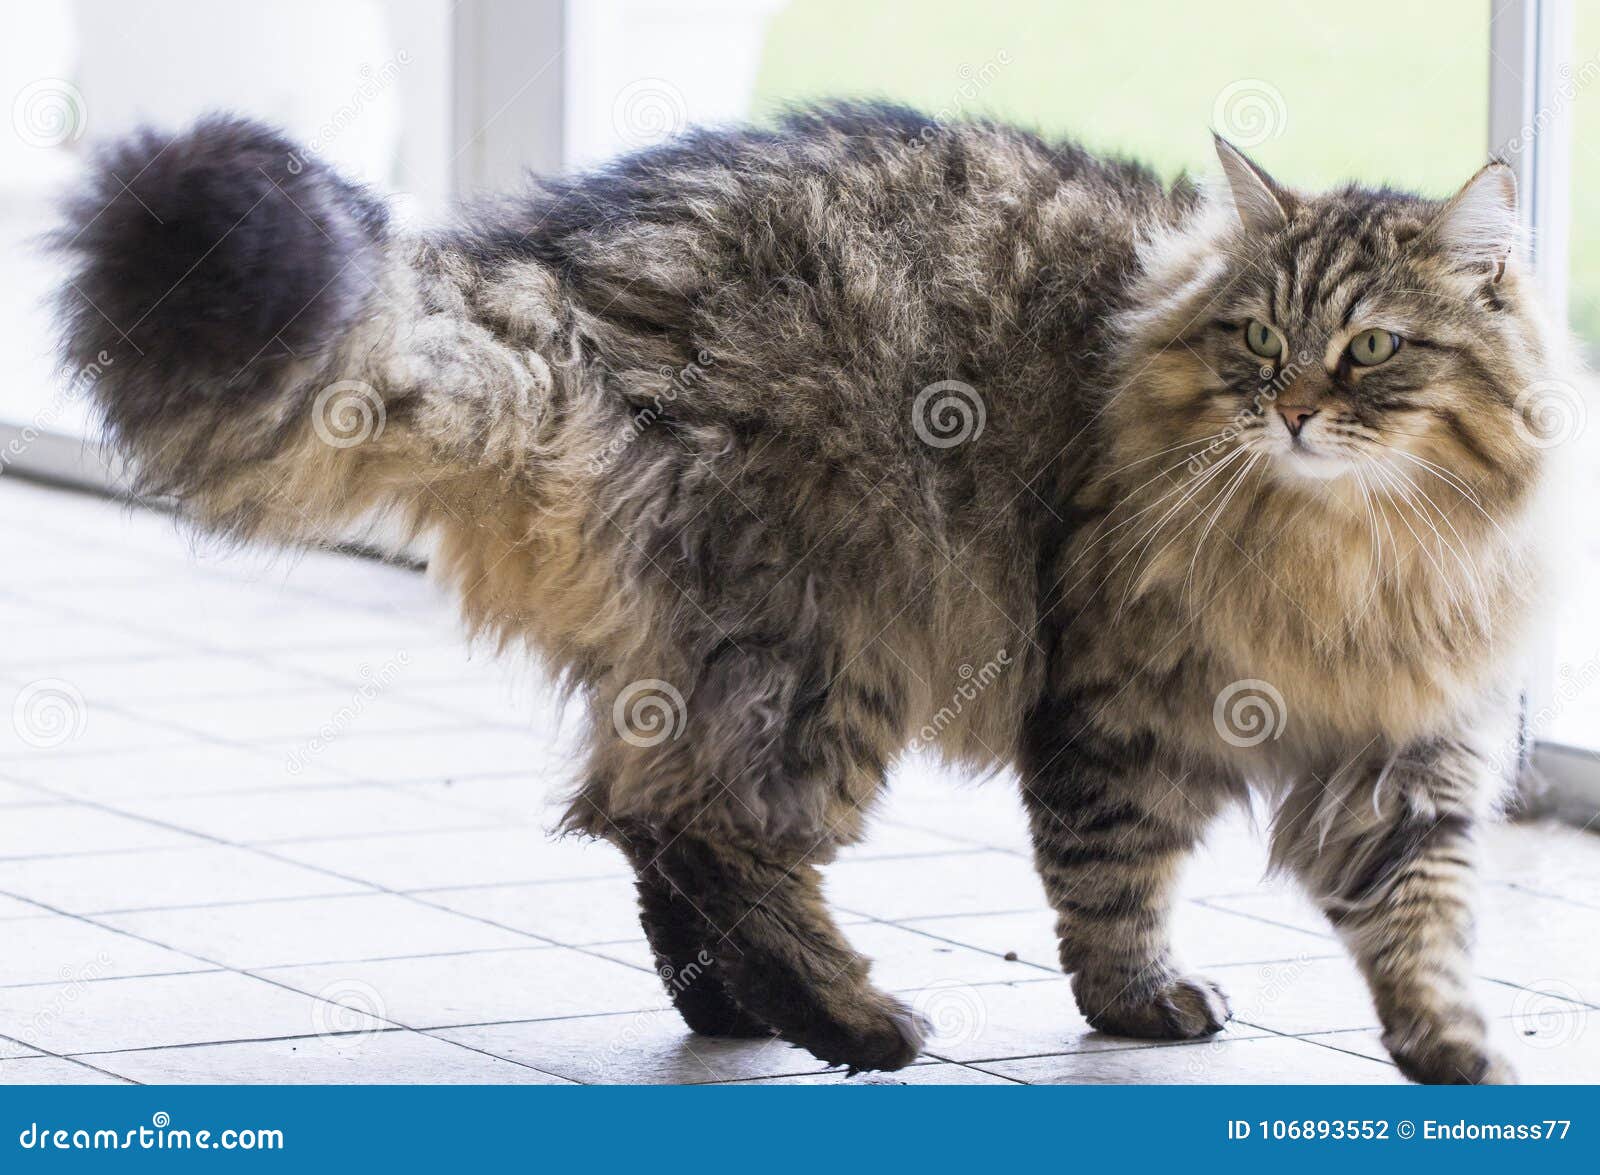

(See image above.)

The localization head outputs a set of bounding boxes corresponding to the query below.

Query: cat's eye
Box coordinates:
[1243,319,1284,361]
[1348,328,1400,367]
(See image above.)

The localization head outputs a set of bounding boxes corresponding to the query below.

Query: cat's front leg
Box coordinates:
[1274,739,1514,1084]
[1019,708,1229,1040]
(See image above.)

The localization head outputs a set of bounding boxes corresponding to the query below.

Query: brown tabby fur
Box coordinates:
[56,105,1573,1081]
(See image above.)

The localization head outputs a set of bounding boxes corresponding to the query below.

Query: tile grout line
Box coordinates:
[0,885,581,1085]
[0,783,677,986]
[0,1028,140,1087]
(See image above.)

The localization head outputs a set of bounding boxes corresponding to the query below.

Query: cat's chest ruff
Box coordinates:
[1183,575,1504,753]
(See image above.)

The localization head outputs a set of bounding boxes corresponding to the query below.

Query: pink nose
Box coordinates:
[1278,408,1318,438]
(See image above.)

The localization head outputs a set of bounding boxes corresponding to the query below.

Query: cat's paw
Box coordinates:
[800,992,929,1074]
[1388,1036,1517,1085]
[841,998,930,1074]
[1081,973,1231,1040]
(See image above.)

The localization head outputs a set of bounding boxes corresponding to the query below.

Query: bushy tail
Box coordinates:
[55,115,547,545]
[58,114,387,447]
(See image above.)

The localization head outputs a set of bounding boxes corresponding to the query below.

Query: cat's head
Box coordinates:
[1114,138,1566,511]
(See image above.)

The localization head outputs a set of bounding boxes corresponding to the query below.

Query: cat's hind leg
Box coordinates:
[569,651,924,1072]
[649,831,925,1071]
[1019,700,1230,1039]
[617,830,773,1039]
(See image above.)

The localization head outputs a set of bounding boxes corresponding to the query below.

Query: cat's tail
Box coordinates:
[55,114,550,546]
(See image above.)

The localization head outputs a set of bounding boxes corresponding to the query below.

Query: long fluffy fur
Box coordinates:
[56,103,1571,1082]
[58,116,388,443]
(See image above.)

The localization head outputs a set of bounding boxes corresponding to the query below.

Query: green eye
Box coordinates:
[1348,328,1400,366]
[1244,319,1284,360]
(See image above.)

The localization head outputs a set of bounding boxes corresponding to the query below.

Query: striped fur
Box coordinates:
[56,106,1570,1080]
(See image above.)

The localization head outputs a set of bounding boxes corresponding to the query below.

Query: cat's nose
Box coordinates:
[1278,407,1318,437]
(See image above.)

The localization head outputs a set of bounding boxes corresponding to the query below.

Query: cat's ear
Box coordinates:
[1434,161,1518,279]
[1212,134,1292,234]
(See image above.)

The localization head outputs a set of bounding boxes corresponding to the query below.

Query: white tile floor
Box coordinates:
[0,476,1596,1085]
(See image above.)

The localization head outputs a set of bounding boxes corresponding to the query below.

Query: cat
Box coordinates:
[55,103,1569,1083]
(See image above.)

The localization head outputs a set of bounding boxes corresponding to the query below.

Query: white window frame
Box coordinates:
[451,0,566,192]
[1490,0,1598,817]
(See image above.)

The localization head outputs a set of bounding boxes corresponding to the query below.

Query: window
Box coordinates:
[1540,0,1600,766]
[752,0,1488,193]
[0,0,453,482]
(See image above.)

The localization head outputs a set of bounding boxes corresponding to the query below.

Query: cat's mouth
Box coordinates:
[1267,434,1352,483]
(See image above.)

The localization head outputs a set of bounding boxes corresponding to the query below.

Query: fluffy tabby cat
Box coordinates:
[57,104,1568,1083]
